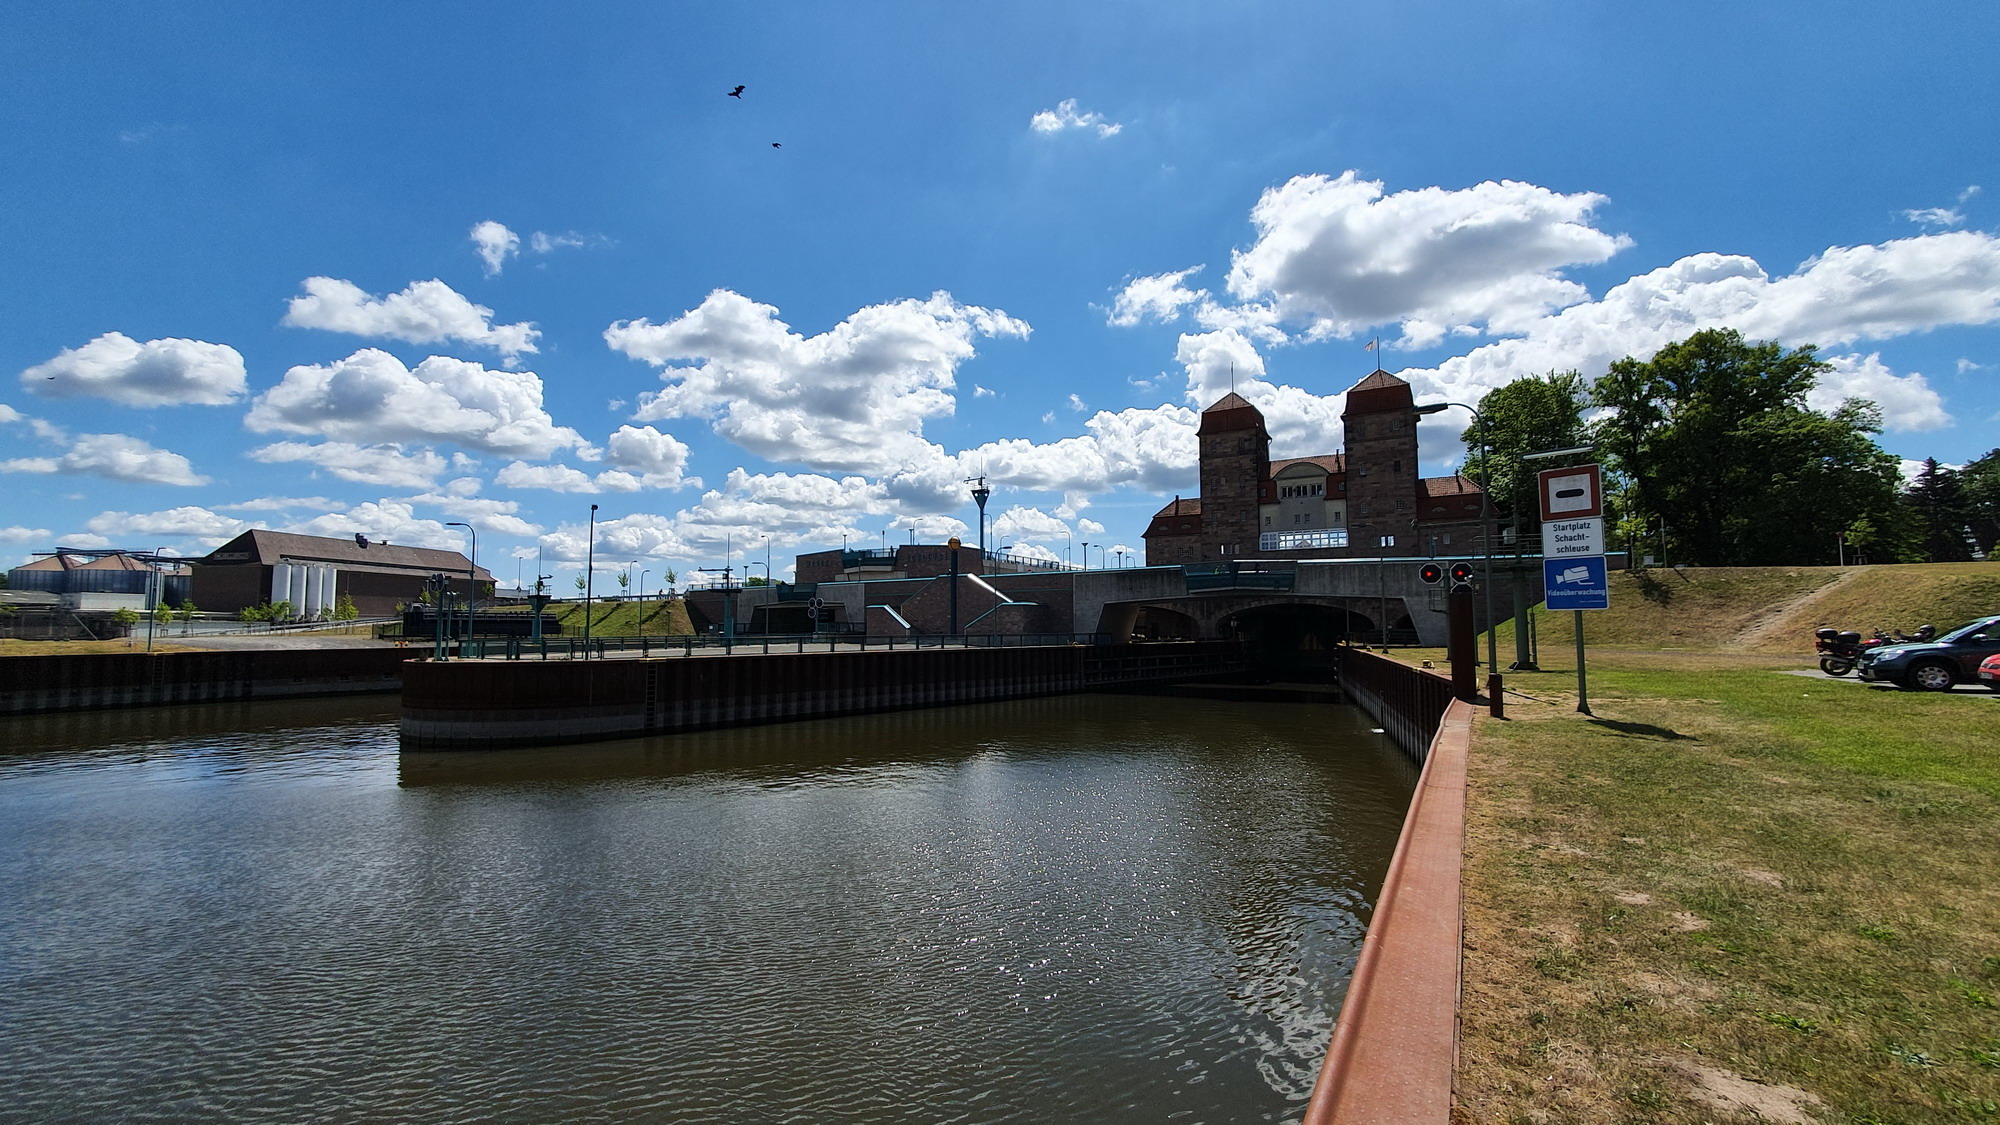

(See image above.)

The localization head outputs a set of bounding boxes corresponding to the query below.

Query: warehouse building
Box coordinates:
[191,530,488,618]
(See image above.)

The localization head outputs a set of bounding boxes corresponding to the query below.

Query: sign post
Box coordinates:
[1538,464,1606,715]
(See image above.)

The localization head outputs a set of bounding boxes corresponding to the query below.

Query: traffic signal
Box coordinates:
[1449,561,1476,586]
[1418,562,1443,584]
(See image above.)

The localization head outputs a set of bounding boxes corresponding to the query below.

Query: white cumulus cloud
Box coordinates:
[1224,171,1632,344]
[1030,98,1122,138]
[247,349,585,459]
[470,221,519,276]
[607,289,1028,475]
[1107,266,1209,327]
[1403,233,1999,431]
[248,441,451,488]
[605,424,695,489]
[1902,207,1965,228]
[495,461,650,494]
[289,500,463,551]
[1809,354,1952,432]
[22,332,247,407]
[282,278,540,360]
[0,433,206,485]
[85,506,250,545]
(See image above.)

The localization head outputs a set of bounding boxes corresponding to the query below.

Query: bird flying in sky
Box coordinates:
[728,85,745,98]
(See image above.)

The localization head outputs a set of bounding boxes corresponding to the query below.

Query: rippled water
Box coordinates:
[0,691,1415,1124]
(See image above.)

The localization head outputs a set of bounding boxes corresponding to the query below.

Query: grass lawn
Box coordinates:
[484,597,694,637]
[0,638,197,656]
[1452,650,2000,1123]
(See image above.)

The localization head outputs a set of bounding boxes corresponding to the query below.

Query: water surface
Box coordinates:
[0,692,1414,1124]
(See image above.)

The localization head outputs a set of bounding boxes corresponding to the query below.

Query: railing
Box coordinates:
[453,631,1125,661]
[1181,562,1298,592]
[982,550,1078,572]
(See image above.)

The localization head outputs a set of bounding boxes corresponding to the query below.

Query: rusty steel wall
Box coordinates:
[399,642,1246,751]
[1336,646,1455,764]
[0,648,413,715]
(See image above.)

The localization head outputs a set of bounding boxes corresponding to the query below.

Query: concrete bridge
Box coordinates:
[733,556,1553,650]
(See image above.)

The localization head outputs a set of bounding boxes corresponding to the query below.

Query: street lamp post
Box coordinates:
[1413,401,1496,678]
[146,546,165,653]
[584,504,598,660]
[1080,541,1089,570]
[446,522,477,652]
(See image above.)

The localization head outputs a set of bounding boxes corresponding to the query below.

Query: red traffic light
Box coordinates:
[1449,561,1476,585]
[1418,562,1443,584]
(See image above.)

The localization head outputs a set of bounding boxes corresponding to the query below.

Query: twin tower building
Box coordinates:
[1143,368,1486,566]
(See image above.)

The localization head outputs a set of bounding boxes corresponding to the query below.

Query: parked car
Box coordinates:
[1980,652,2000,691]
[1856,615,2000,692]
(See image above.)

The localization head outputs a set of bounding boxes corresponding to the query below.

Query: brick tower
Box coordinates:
[1340,370,1418,552]
[1197,392,1269,560]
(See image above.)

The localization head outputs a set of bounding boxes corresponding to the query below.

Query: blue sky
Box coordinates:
[4,3,1996,589]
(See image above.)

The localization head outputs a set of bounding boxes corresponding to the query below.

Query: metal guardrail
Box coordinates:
[1181,562,1298,592]
[451,631,1122,661]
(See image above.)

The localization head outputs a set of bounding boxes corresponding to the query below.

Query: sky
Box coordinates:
[3,3,1996,590]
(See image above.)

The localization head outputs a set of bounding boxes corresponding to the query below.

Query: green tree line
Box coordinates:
[1458,328,1997,566]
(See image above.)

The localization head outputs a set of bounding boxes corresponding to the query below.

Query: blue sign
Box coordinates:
[1544,555,1609,611]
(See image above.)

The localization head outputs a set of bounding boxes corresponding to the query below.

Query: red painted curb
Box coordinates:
[1303,699,1471,1124]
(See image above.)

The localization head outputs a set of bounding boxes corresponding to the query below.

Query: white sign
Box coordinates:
[1538,463,1603,520]
[1544,516,1604,558]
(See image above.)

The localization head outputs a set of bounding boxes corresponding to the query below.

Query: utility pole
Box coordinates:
[965,476,991,558]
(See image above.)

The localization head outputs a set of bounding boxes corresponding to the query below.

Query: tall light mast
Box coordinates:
[964,475,991,557]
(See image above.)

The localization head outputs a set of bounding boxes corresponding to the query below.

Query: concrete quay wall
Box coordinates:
[400,641,1246,750]
[0,648,412,716]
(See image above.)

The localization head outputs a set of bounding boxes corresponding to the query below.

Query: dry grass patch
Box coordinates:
[0,638,196,656]
[1455,651,2000,1124]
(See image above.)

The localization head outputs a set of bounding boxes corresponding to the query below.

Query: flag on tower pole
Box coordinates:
[1364,337,1379,353]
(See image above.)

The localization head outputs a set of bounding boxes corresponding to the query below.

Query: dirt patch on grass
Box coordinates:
[1666,1060,1823,1124]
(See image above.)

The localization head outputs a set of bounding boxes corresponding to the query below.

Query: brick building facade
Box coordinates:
[1144,369,1486,564]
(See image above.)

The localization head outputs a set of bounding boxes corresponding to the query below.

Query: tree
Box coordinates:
[663,568,678,596]
[1460,369,1592,524]
[1903,458,1975,562]
[332,593,359,621]
[616,569,630,595]
[1959,447,2000,556]
[1590,328,1904,566]
[112,607,139,641]
[176,599,197,634]
[744,576,770,586]
[574,573,587,595]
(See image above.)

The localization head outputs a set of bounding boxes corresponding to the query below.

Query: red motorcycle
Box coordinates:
[1815,626,1894,676]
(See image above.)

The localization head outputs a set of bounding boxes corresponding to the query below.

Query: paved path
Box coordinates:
[1779,668,1999,698]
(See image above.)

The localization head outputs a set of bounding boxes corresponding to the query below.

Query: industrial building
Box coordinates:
[190,530,488,618]
[5,550,191,611]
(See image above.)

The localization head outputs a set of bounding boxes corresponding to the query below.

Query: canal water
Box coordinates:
[0,691,1417,1124]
